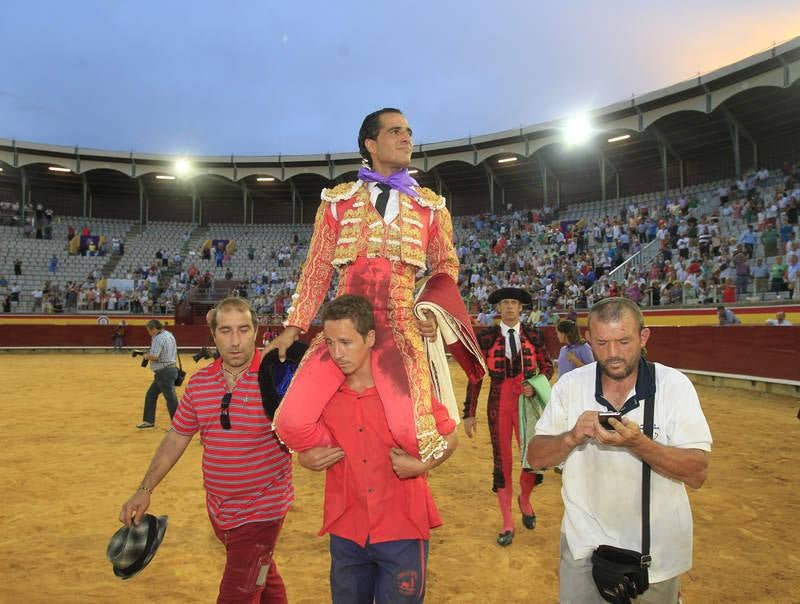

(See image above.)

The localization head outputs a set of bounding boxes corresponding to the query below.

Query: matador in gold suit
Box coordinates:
[274,173,484,462]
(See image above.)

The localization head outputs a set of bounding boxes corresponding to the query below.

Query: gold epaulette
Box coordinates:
[320,181,362,204]
[414,186,446,210]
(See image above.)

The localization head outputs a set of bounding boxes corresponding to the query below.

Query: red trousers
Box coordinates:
[210,516,288,604]
[495,379,537,532]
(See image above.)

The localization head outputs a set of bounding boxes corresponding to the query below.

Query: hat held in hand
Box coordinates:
[106,514,168,580]
[259,341,309,419]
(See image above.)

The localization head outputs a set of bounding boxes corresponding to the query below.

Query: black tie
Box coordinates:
[375,183,391,217]
[508,328,520,376]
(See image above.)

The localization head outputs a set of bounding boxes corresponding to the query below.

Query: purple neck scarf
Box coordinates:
[357,167,419,198]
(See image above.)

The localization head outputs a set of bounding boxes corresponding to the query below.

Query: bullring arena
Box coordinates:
[2,36,800,604]
[0,308,799,603]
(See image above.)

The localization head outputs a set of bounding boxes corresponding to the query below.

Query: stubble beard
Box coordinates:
[597,354,639,381]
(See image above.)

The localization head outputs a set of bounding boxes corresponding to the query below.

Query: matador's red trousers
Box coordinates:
[495,378,537,532]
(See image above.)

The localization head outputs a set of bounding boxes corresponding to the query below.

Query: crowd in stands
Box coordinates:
[1,160,799,321]
[456,163,800,321]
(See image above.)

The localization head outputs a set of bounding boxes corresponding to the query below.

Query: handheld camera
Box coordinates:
[598,411,623,431]
[131,350,149,368]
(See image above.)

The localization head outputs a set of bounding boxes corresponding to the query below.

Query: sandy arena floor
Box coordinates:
[0,352,798,603]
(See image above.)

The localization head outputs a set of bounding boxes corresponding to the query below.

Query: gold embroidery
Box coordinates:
[386,266,445,462]
[321,181,361,203]
[414,186,446,210]
[397,194,427,270]
[332,193,371,267]
[427,206,459,282]
[286,202,337,331]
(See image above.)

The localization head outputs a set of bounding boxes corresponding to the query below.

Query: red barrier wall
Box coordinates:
[0,325,321,349]
[1,322,796,381]
[538,325,798,382]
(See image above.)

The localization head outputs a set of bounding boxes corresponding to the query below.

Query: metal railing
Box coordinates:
[594,238,661,290]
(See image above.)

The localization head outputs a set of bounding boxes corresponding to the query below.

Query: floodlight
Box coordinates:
[48,166,71,173]
[497,157,518,164]
[156,175,176,180]
[563,114,593,146]
[608,134,631,143]
[175,158,191,175]
[256,177,276,182]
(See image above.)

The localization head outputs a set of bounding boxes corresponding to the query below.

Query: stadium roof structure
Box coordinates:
[1,36,799,223]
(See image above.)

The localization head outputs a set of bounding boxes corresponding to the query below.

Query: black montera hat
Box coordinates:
[107,514,168,580]
[259,341,309,419]
[487,287,532,305]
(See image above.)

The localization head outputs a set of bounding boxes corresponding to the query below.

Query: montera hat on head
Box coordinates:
[107,514,168,580]
[259,341,309,419]
[487,287,532,306]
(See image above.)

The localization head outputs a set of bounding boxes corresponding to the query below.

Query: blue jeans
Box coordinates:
[329,535,428,604]
[142,366,179,424]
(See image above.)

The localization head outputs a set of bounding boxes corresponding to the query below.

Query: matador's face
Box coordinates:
[366,112,413,174]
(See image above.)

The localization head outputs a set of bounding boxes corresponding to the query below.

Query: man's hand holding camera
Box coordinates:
[594,414,644,449]
[565,411,643,449]
[565,411,598,448]
[132,349,149,367]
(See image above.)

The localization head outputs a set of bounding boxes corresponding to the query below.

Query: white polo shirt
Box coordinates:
[535,361,712,583]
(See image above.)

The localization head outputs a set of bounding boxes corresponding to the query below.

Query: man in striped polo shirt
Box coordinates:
[136,319,180,429]
[119,297,294,603]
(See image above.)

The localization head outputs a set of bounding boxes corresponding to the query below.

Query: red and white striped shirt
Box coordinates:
[172,351,293,530]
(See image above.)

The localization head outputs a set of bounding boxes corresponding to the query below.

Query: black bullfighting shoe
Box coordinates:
[496,530,514,547]
[521,512,537,530]
[518,495,537,530]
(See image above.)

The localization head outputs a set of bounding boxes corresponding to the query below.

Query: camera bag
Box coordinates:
[174,353,186,387]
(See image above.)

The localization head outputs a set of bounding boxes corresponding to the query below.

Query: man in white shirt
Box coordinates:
[528,297,711,603]
[32,288,44,312]
[765,311,792,326]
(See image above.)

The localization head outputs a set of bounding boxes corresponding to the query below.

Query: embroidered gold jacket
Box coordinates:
[286,181,459,331]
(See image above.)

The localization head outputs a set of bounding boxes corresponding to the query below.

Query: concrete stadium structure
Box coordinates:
[1,37,799,223]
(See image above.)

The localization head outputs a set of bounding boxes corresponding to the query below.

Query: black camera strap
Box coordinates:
[640,361,655,568]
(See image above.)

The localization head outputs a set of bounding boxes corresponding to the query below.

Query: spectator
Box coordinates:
[738,225,757,259]
[765,311,792,326]
[721,278,737,303]
[787,254,799,299]
[733,249,749,295]
[761,223,779,258]
[555,320,594,380]
[32,287,44,312]
[770,257,788,293]
[717,305,741,325]
[750,258,770,293]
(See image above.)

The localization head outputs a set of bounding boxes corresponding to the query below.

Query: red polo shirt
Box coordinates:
[172,351,293,530]
[320,384,456,546]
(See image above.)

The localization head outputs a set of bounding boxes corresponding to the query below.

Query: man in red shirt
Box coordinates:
[118,297,293,603]
[279,295,457,603]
